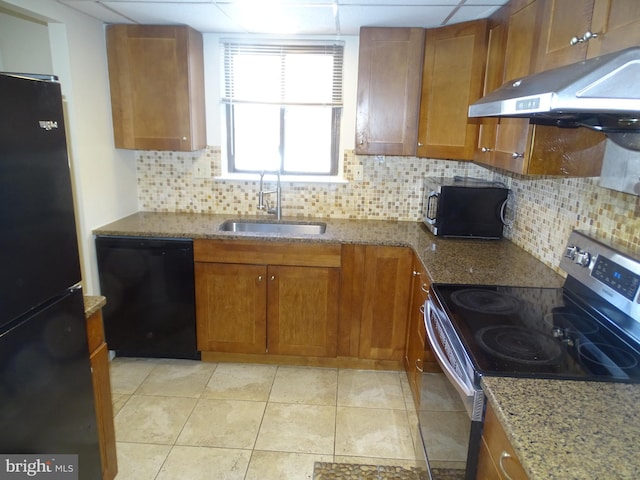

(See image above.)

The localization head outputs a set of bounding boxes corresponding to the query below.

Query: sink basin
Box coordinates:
[219,219,327,235]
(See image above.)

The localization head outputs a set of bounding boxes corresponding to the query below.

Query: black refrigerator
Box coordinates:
[0,73,102,478]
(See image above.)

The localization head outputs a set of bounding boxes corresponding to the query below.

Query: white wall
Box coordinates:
[0,0,138,294]
[0,11,52,73]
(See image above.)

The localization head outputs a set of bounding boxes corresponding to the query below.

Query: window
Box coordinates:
[222,40,344,176]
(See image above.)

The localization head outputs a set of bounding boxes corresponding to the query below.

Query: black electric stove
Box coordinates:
[431,281,640,382]
[420,231,640,480]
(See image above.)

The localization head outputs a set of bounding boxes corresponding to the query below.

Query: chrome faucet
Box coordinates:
[257,170,282,220]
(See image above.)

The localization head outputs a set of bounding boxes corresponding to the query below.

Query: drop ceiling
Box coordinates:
[56,0,508,35]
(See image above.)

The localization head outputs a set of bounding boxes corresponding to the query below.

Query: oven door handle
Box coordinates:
[424,299,475,397]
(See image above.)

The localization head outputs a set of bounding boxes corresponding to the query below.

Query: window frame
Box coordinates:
[221,39,344,178]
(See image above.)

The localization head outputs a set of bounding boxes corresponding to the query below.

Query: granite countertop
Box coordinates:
[83,295,106,318]
[482,377,640,480]
[94,212,640,479]
[93,212,565,288]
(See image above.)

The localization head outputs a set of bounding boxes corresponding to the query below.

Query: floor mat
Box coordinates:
[312,462,427,480]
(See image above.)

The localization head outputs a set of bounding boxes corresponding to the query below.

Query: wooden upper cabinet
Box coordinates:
[106,25,206,151]
[535,0,595,72]
[490,0,543,171]
[475,0,606,176]
[476,15,508,164]
[588,0,640,56]
[355,27,425,156]
[417,20,488,160]
[536,0,640,71]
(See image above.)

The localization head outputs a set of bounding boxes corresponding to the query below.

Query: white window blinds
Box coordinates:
[222,41,344,107]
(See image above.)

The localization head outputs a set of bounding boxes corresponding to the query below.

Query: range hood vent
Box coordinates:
[468,47,640,150]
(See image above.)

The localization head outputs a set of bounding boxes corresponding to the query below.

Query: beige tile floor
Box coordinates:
[110,358,425,480]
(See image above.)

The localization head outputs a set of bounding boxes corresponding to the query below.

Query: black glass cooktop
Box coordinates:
[431,283,640,382]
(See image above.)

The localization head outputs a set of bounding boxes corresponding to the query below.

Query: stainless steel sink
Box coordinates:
[219,219,327,235]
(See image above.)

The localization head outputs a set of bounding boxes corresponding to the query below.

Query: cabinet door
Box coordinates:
[90,342,117,480]
[476,12,508,163]
[535,0,595,72]
[417,20,488,160]
[480,403,529,480]
[195,262,267,354]
[588,0,640,56]
[403,261,431,409]
[359,246,412,361]
[355,27,425,156]
[106,25,206,151]
[267,265,340,357]
[492,0,542,171]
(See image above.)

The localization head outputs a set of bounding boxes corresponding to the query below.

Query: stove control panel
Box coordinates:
[562,230,640,321]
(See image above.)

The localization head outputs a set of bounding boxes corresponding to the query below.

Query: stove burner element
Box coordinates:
[451,289,521,315]
[578,342,639,370]
[476,326,563,365]
[546,309,599,336]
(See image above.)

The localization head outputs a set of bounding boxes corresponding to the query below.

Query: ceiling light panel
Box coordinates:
[217,2,337,34]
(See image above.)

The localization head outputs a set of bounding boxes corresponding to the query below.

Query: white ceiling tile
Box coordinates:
[57,0,136,23]
[337,0,460,5]
[338,5,453,33]
[217,2,337,34]
[463,0,508,5]
[446,4,503,24]
[102,2,239,31]
[56,0,507,34]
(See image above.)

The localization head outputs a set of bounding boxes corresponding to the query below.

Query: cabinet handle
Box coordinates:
[512,152,524,159]
[415,358,423,373]
[499,451,516,480]
[417,142,424,147]
[258,275,263,281]
[412,270,420,277]
[270,275,275,281]
[481,147,492,153]
[570,31,599,46]
[419,305,425,315]
[421,283,429,293]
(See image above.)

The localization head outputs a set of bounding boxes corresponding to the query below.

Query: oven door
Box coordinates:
[420,297,485,480]
[424,297,484,419]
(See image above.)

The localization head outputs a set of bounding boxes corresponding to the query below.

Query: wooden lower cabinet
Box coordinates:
[86,310,117,480]
[358,246,412,361]
[267,265,340,357]
[477,402,528,480]
[195,262,267,354]
[404,258,437,408]
[194,240,341,359]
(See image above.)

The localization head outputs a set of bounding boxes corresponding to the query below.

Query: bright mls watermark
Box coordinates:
[0,455,77,479]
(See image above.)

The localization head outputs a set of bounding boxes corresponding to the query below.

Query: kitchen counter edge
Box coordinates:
[92,212,565,288]
[481,376,640,480]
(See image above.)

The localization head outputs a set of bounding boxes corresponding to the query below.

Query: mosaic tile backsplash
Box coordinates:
[137,146,640,274]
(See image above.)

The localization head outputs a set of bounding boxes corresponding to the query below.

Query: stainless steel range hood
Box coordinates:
[468,47,640,150]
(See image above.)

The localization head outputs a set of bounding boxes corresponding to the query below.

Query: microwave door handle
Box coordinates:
[424,300,475,397]
[425,191,438,224]
[499,198,508,225]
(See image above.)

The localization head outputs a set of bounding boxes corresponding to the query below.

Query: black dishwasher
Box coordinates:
[95,236,200,359]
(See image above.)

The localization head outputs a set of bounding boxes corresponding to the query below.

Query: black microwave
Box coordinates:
[422,177,509,239]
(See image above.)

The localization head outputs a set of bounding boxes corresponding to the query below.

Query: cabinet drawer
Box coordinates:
[481,403,528,479]
[194,239,342,267]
